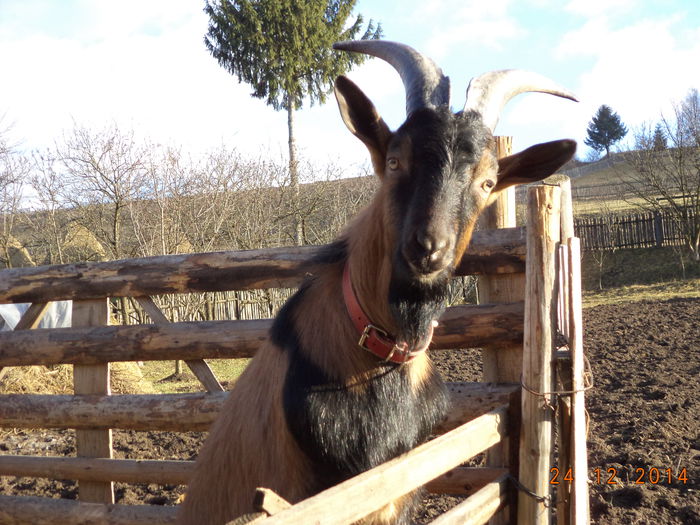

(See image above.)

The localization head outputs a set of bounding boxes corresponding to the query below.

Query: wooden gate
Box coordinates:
[0,178,588,525]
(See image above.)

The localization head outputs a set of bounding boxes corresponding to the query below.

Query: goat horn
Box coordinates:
[464,69,578,132]
[333,40,450,116]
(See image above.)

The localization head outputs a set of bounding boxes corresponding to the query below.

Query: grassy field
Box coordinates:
[581,245,700,289]
[142,358,250,394]
[582,278,700,308]
[566,156,660,216]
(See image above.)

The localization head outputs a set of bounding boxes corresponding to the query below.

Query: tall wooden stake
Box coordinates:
[519,185,561,525]
[73,299,114,504]
[557,177,574,525]
[568,237,590,525]
[478,136,523,525]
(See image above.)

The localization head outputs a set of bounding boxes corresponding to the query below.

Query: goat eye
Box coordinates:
[481,179,495,191]
[387,158,400,171]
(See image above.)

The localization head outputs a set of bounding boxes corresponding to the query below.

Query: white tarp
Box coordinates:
[0,301,72,331]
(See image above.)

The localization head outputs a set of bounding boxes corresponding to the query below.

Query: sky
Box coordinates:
[1,0,699,173]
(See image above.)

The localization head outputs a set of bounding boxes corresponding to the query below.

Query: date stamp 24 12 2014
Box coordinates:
[550,467,689,485]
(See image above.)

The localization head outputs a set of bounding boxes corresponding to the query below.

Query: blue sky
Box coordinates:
[1,0,699,170]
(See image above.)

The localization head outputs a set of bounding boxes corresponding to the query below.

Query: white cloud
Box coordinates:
[565,0,634,17]
[0,1,384,169]
[551,14,700,151]
[418,0,526,59]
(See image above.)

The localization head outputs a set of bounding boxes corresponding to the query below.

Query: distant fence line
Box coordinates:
[574,209,694,251]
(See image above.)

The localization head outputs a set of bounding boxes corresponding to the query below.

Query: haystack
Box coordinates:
[63,223,107,262]
[3,235,35,268]
[0,362,154,395]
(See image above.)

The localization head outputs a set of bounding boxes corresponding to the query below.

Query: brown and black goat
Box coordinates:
[177,40,577,525]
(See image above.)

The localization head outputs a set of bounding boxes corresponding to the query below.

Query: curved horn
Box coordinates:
[464,69,578,132]
[333,40,450,116]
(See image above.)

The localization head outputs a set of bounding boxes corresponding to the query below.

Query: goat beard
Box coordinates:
[388,270,450,348]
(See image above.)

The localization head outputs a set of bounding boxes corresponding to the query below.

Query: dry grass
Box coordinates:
[582,278,700,308]
[0,362,155,395]
[573,195,649,216]
[0,359,249,396]
[141,359,250,393]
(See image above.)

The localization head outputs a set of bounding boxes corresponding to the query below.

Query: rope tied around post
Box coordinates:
[520,351,594,412]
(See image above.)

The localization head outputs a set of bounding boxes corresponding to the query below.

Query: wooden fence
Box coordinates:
[0,180,589,525]
[574,208,694,251]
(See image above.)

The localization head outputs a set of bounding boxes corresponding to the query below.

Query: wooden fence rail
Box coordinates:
[0,227,526,305]
[0,383,517,433]
[574,208,695,251]
[0,302,524,367]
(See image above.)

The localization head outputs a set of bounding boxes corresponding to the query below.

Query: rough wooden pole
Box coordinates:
[479,137,523,381]
[478,136,522,525]
[519,185,561,525]
[72,299,114,504]
[556,177,574,525]
[568,238,590,525]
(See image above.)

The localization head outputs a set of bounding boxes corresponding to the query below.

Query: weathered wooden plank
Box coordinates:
[518,185,560,525]
[436,383,518,434]
[428,472,508,525]
[0,229,526,304]
[0,302,524,367]
[0,456,192,485]
[425,467,508,497]
[254,488,292,516]
[0,392,225,431]
[135,296,223,393]
[0,382,509,433]
[253,407,508,525]
[72,299,114,505]
[0,319,269,367]
[0,495,177,525]
[14,302,50,330]
[0,303,51,384]
[0,456,505,498]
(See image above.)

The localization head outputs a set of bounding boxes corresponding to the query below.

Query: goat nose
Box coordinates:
[415,230,448,259]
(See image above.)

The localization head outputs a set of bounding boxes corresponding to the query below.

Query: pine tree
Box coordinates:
[652,123,667,151]
[204,0,381,244]
[584,105,628,158]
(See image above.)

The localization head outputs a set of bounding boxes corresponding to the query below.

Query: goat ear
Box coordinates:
[334,75,392,175]
[495,139,576,191]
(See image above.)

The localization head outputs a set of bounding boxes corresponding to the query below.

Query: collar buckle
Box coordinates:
[358,323,388,351]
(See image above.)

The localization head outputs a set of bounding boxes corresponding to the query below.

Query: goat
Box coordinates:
[177,40,577,525]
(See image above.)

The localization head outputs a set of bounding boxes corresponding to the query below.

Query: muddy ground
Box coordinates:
[1,297,699,523]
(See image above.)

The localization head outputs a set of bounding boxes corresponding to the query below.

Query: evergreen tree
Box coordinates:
[584,104,628,158]
[652,123,667,151]
[204,0,381,244]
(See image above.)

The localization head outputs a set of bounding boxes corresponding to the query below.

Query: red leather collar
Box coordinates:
[342,263,433,364]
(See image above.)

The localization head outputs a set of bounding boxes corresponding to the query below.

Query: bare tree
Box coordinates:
[23,151,72,264]
[587,202,623,290]
[0,122,30,268]
[622,89,700,262]
[58,123,149,260]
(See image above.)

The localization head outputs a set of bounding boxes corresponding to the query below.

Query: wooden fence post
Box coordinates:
[519,185,561,525]
[478,136,522,525]
[72,299,114,504]
[654,211,664,247]
[556,177,573,525]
